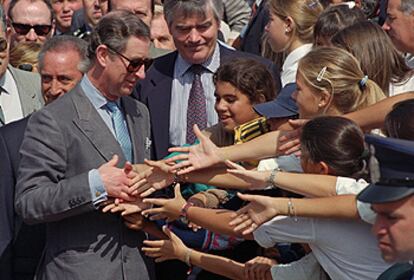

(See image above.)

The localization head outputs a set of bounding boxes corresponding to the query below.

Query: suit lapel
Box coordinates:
[147,53,176,159]
[8,66,42,116]
[71,86,126,163]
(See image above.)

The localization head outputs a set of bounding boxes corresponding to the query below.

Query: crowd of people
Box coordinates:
[0,0,414,279]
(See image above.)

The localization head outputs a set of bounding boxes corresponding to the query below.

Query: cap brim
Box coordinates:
[254,101,298,119]
[357,183,414,203]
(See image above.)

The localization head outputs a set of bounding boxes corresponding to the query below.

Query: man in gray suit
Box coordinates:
[0,5,43,127]
[15,10,154,279]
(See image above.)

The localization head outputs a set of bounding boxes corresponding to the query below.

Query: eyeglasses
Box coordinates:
[11,22,52,36]
[0,38,7,52]
[106,45,153,73]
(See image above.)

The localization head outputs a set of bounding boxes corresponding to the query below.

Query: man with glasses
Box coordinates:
[15,10,154,279]
[7,0,55,47]
[0,5,42,127]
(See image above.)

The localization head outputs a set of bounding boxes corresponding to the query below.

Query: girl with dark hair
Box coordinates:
[385,99,414,140]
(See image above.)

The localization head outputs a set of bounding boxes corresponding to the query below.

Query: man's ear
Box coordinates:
[96,45,109,68]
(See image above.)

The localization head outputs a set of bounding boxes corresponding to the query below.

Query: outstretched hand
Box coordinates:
[166,124,223,175]
[98,155,136,202]
[130,159,175,198]
[141,183,186,222]
[225,160,269,190]
[244,256,276,280]
[101,195,151,216]
[277,119,308,156]
[142,226,189,263]
[229,193,279,235]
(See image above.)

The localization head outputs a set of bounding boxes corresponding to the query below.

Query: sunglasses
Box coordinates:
[11,22,52,36]
[106,45,153,73]
[0,38,7,52]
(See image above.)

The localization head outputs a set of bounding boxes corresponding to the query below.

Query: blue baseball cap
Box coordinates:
[254,83,298,119]
[357,135,414,203]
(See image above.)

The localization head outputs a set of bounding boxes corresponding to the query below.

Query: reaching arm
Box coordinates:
[166,125,282,175]
[142,226,246,280]
[230,193,359,235]
[345,92,414,131]
[141,184,253,239]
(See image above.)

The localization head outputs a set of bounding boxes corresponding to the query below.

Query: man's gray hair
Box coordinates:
[38,35,90,73]
[87,10,150,60]
[163,0,223,26]
[400,0,414,14]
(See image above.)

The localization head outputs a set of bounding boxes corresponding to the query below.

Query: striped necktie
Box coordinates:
[106,101,133,162]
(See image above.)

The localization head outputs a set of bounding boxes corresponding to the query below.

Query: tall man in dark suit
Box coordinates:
[136,0,280,160]
[0,35,89,280]
[15,10,154,279]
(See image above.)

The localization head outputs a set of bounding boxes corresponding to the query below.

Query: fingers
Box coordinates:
[173,183,182,199]
[162,225,173,239]
[176,166,195,175]
[102,203,116,213]
[168,160,191,172]
[107,154,119,166]
[141,207,163,217]
[124,161,133,174]
[288,118,308,128]
[193,124,204,141]
[224,160,245,170]
[139,187,157,198]
[142,197,166,206]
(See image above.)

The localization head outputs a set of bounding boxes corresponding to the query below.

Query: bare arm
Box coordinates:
[142,226,246,280]
[231,194,359,234]
[345,92,414,130]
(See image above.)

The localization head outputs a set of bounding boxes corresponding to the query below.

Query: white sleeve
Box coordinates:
[336,177,369,195]
[336,177,376,224]
[253,216,316,248]
[271,253,329,280]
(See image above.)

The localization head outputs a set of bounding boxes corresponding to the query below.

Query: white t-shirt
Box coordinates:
[254,216,391,280]
[335,176,376,224]
[389,74,414,96]
[281,44,313,87]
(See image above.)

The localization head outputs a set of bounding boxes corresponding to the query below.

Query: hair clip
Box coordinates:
[342,1,356,9]
[316,66,327,82]
[307,0,318,9]
[359,75,369,89]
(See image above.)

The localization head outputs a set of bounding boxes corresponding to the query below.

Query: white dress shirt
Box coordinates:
[0,69,23,124]
[169,42,221,146]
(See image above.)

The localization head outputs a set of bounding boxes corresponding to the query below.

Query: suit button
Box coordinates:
[95,191,101,197]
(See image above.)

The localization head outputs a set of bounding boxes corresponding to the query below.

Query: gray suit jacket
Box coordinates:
[15,85,154,280]
[8,66,43,116]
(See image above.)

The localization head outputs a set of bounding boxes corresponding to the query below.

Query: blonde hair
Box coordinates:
[297,46,386,114]
[9,42,42,72]
[269,0,323,45]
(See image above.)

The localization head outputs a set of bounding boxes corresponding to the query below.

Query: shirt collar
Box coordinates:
[80,74,114,110]
[175,42,221,77]
[282,44,313,73]
[0,69,15,95]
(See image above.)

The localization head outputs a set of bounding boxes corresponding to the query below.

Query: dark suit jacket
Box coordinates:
[15,85,154,279]
[240,1,269,56]
[0,118,46,280]
[135,44,281,160]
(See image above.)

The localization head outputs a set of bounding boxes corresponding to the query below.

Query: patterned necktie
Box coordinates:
[106,101,133,162]
[186,64,207,144]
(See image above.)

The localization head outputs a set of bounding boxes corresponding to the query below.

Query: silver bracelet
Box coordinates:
[266,168,279,188]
